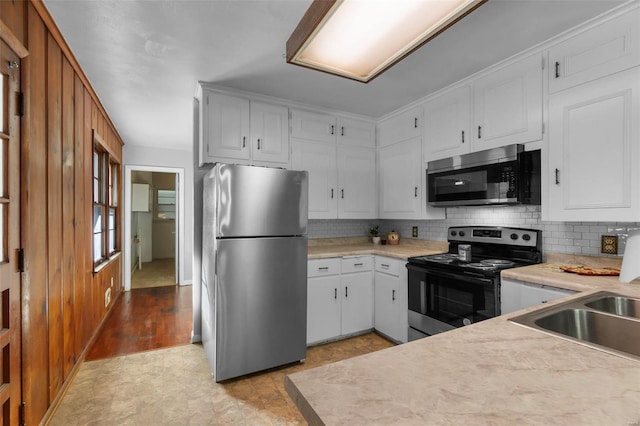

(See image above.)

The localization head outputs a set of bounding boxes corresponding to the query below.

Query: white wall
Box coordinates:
[123,145,194,284]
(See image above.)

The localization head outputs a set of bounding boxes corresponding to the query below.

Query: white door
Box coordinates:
[291,140,338,219]
[290,109,336,143]
[337,146,376,219]
[250,101,289,164]
[205,92,250,160]
[546,67,640,221]
[378,107,421,147]
[337,117,376,148]
[379,138,422,219]
[423,85,470,161]
[473,53,543,151]
[307,275,341,344]
[340,272,373,335]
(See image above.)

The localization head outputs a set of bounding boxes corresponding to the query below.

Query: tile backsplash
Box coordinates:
[308,206,640,257]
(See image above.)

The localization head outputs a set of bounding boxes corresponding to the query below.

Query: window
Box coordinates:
[93,135,120,267]
[156,189,176,220]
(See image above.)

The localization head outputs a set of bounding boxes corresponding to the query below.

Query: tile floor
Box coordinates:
[132,258,177,289]
[49,333,394,425]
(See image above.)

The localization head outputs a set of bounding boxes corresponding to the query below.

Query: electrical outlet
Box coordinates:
[412,226,418,238]
[105,288,112,308]
[601,235,618,255]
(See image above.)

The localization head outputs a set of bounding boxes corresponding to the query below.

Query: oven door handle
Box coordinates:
[423,268,494,285]
[420,280,427,314]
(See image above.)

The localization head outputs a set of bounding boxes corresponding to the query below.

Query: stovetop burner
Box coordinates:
[480,259,515,267]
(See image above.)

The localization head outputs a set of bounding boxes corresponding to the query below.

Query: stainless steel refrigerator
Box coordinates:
[201,163,308,382]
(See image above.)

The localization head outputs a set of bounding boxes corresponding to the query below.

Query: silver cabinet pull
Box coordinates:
[392,289,396,301]
[555,168,560,185]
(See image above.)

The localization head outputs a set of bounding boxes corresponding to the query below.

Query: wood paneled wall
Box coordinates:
[2,1,126,424]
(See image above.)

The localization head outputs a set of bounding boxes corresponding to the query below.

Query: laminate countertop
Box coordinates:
[286,252,640,425]
[307,237,448,260]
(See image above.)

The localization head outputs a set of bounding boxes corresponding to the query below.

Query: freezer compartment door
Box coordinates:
[214,236,307,381]
[208,164,308,237]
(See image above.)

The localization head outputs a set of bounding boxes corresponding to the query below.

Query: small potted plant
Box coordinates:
[369,225,380,245]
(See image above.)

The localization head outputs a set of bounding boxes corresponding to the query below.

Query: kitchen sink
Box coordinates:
[509,291,640,361]
[585,295,640,319]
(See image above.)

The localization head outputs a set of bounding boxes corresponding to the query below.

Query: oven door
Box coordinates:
[407,264,499,337]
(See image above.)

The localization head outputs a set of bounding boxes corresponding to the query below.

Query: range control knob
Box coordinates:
[459,231,466,237]
[510,233,518,240]
[522,234,531,241]
[451,230,457,236]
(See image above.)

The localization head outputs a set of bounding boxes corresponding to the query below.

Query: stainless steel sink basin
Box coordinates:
[585,295,640,319]
[509,291,640,361]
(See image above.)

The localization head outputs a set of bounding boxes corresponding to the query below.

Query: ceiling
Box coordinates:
[43,0,626,151]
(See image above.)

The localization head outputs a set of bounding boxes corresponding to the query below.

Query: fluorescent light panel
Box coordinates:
[287,0,486,83]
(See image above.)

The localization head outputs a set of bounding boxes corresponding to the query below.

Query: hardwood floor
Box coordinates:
[86,285,193,361]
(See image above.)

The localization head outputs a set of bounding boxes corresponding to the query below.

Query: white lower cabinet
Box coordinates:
[501,278,576,315]
[306,257,373,345]
[373,257,408,343]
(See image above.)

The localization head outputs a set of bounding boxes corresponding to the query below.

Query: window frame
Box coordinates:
[93,131,121,269]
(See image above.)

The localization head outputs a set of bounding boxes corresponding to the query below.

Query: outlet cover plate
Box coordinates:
[601,235,618,255]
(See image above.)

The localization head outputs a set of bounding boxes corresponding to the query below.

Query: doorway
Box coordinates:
[123,165,185,291]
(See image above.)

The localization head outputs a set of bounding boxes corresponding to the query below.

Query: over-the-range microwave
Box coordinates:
[427,144,541,207]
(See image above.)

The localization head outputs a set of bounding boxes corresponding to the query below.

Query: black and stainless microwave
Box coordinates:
[427,144,540,207]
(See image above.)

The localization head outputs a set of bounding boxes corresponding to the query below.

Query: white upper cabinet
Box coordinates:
[545,67,640,221]
[337,147,376,219]
[201,91,251,163]
[250,101,289,164]
[378,107,422,147]
[291,141,376,219]
[472,53,543,151]
[337,117,376,148]
[379,138,422,219]
[423,85,471,162]
[291,141,338,219]
[198,88,289,166]
[290,109,336,143]
[549,9,640,94]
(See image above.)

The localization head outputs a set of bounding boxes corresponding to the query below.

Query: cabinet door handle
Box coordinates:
[257,138,261,150]
[381,264,390,269]
[555,168,560,185]
[345,286,348,298]
[318,267,329,271]
[392,289,396,301]
[555,61,560,78]
[331,188,334,199]
[414,117,418,128]
[477,126,482,139]
[331,125,334,135]
[334,288,337,299]
[341,189,344,199]
[341,126,344,136]
[354,263,364,267]
[242,136,246,148]
[461,130,465,144]
[414,186,418,197]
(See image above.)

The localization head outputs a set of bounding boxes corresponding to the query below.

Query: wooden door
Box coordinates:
[0,39,22,425]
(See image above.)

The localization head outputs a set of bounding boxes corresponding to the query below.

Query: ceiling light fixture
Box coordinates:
[286,0,487,83]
